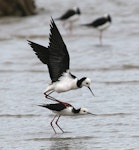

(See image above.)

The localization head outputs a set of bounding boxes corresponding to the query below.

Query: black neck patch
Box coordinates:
[70,73,76,79]
[72,108,81,114]
[108,15,112,22]
[77,77,86,88]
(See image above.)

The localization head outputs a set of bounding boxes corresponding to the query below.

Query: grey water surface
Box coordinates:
[0,0,139,149]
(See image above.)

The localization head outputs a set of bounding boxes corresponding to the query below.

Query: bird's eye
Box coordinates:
[86,82,88,84]
[83,110,86,112]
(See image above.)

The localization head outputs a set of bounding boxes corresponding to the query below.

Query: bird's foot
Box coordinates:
[44,92,48,98]
[44,93,57,102]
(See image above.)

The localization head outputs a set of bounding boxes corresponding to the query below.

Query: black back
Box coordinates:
[57,9,76,20]
[39,103,81,114]
[82,15,112,28]
[92,15,111,27]
[39,103,66,111]
[47,103,66,111]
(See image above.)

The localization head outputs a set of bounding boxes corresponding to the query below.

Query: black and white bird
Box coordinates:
[82,14,112,45]
[38,96,94,133]
[28,18,94,98]
[55,7,81,33]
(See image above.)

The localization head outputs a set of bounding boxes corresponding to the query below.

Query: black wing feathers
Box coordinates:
[28,40,49,64]
[47,19,70,82]
[28,18,70,82]
[40,103,66,111]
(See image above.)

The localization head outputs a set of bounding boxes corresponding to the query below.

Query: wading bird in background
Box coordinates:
[55,7,81,33]
[82,14,112,45]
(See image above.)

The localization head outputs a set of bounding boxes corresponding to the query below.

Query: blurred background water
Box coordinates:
[0,0,139,149]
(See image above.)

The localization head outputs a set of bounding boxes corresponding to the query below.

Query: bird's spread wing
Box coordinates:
[28,18,70,82]
[92,17,108,27]
[48,18,70,82]
[28,40,49,64]
[58,9,75,20]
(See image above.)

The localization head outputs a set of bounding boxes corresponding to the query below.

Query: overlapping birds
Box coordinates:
[28,7,112,133]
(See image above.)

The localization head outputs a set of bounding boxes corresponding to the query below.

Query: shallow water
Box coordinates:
[0,0,139,149]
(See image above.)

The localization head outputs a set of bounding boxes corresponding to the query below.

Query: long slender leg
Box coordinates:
[63,21,66,29]
[55,115,64,133]
[99,31,103,45]
[45,95,59,102]
[44,91,54,98]
[45,95,61,103]
[46,95,68,107]
[50,114,57,134]
[68,22,73,35]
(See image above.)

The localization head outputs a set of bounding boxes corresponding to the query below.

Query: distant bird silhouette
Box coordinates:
[82,14,112,45]
[38,96,94,133]
[55,7,81,33]
[28,18,94,100]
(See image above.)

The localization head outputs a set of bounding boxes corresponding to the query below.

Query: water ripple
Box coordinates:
[94,113,132,117]
[0,114,41,118]
[26,135,95,141]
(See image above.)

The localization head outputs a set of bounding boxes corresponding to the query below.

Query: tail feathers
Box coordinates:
[38,104,48,108]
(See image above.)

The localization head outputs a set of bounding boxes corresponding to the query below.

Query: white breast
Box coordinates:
[54,72,78,93]
[58,107,75,116]
[67,14,80,22]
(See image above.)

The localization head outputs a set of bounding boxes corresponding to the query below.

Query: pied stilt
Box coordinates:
[82,14,112,45]
[55,7,81,33]
[28,18,94,99]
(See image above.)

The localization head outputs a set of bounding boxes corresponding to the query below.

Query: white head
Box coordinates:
[79,108,92,115]
[104,14,112,22]
[73,7,81,15]
[77,77,95,96]
[81,77,92,87]
[104,13,109,18]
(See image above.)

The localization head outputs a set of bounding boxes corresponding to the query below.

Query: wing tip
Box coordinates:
[50,17,54,26]
[50,16,54,22]
[27,40,32,45]
[49,16,63,43]
[50,16,58,31]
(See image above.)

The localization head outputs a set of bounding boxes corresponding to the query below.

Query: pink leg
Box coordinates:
[99,31,103,45]
[68,22,73,35]
[46,95,70,108]
[63,21,66,29]
[45,95,69,107]
[55,115,64,133]
[44,91,54,98]
[45,95,60,102]
[50,114,58,134]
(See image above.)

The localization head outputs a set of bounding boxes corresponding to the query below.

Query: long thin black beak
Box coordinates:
[88,87,95,96]
[88,112,96,115]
